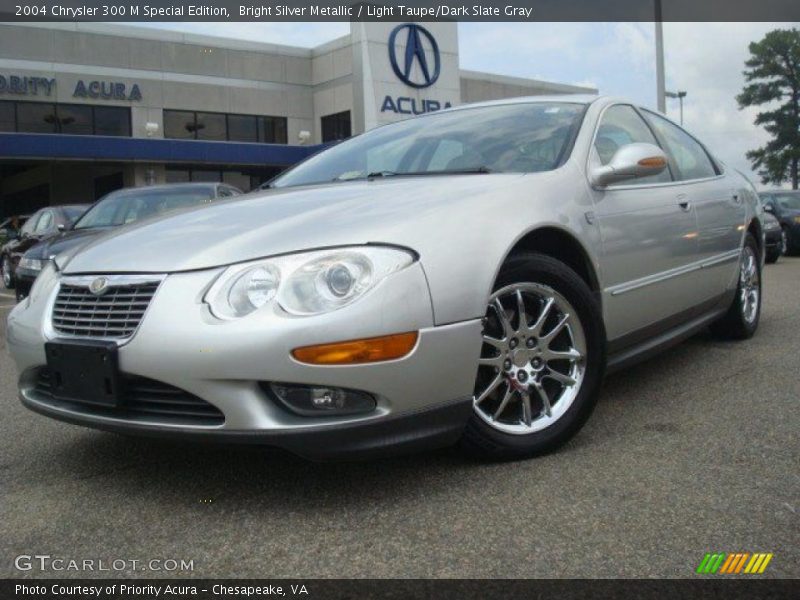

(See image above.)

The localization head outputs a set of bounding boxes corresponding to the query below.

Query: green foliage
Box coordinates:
[737,28,800,189]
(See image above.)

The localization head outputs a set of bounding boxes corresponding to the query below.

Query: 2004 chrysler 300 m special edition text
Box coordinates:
[7,96,765,460]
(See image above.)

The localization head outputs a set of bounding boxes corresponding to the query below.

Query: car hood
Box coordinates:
[28,227,111,261]
[61,174,528,274]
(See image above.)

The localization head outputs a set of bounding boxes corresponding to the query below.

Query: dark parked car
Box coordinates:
[1,206,86,289]
[763,212,784,264]
[14,182,242,301]
[0,215,31,247]
[760,190,800,256]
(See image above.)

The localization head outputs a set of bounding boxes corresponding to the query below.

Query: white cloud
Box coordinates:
[662,22,794,186]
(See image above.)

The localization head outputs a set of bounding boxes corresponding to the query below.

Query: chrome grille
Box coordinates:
[51,277,161,339]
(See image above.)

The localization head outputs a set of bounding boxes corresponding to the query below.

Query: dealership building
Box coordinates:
[0,21,594,215]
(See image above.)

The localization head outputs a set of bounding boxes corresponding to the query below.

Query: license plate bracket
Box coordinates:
[45,340,121,407]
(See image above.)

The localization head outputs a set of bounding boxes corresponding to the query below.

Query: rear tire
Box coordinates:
[710,234,761,340]
[784,226,799,256]
[460,253,606,460]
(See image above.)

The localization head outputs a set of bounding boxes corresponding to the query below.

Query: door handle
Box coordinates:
[677,194,691,211]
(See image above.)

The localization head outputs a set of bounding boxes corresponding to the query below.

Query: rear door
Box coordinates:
[589,104,703,341]
[643,110,744,297]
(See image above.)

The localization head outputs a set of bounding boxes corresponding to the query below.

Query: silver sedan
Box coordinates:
[6,96,765,459]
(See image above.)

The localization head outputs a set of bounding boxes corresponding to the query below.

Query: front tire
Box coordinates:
[710,234,761,340]
[460,253,606,459]
[1,255,14,289]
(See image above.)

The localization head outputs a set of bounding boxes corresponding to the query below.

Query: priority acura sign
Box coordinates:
[380,23,454,116]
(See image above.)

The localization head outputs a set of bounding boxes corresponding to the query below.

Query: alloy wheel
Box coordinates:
[781,230,788,255]
[473,283,587,435]
[740,245,760,324]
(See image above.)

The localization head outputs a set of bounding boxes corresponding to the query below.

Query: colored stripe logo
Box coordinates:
[696,552,773,574]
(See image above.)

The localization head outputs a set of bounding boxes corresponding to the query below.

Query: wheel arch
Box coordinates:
[747,217,763,256]
[502,226,602,304]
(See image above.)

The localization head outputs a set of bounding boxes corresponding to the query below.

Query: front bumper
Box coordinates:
[7,264,482,459]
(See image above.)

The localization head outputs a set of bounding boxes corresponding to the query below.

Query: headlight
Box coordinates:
[205,246,415,319]
[18,257,45,272]
[27,261,57,305]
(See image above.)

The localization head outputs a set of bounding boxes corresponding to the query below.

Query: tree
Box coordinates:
[737,28,800,189]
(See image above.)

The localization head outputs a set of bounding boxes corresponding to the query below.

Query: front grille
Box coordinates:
[51,279,160,339]
[35,368,225,426]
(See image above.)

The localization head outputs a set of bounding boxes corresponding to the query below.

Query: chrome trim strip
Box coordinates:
[700,250,740,269]
[608,250,740,296]
[43,273,167,346]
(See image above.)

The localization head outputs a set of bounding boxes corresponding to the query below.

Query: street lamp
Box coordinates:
[665,90,688,125]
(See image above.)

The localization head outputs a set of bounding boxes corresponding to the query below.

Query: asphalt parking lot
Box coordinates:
[0,260,798,580]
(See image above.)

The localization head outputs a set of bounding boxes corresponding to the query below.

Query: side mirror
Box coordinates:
[763,204,774,214]
[591,143,668,187]
[57,223,66,232]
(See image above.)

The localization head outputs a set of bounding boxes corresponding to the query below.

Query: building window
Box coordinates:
[164,110,288,144]
[163,110,195,139]
[321,111,351,142]
[260,116,287,144]
[0,101,130,136]
[195,112,227,141]
[227,114,258,143]
[0,101,15,132]
[94,107,132,137]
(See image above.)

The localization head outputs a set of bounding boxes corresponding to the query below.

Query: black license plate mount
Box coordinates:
[45,340,121,407]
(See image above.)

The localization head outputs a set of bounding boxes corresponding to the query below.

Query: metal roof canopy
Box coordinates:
[0,133,324,167]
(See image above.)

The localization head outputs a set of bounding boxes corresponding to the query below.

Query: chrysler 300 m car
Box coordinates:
[7,96,765,460]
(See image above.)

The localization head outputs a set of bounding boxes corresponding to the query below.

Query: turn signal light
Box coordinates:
[638,156,667,168]
[291,332,419,365]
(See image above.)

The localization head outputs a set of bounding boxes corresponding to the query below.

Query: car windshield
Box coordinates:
[74,187,214,230]
[63,206,87,224]
[271,102,586,189]
[772,193,800,210]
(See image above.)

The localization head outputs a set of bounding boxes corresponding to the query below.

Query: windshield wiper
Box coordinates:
[366,167,493,179]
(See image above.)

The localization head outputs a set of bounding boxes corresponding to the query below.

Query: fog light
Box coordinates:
[268,383,376,416]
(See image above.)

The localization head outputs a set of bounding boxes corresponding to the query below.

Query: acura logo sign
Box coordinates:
[388,24,441,89]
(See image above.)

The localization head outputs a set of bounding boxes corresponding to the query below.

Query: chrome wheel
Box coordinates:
[781,230,788,255]
[473,283,587,435]
[1,257,10,288]
[740,245,760,324]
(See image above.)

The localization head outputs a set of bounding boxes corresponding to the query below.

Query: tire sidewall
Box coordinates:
[735,234,762,337]
[464,253,606,457]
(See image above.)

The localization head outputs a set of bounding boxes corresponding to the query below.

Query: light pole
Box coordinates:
[665,90,687,125]
[655,0,666,112]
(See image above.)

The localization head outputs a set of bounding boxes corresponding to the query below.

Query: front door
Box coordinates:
[588,104,703,341]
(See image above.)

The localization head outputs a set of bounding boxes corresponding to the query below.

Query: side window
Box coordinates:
[644,111,718,181]
[594,105,671,184]
[35,211,53,233]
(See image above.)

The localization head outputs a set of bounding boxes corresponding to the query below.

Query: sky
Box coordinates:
[140,21,798,188]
